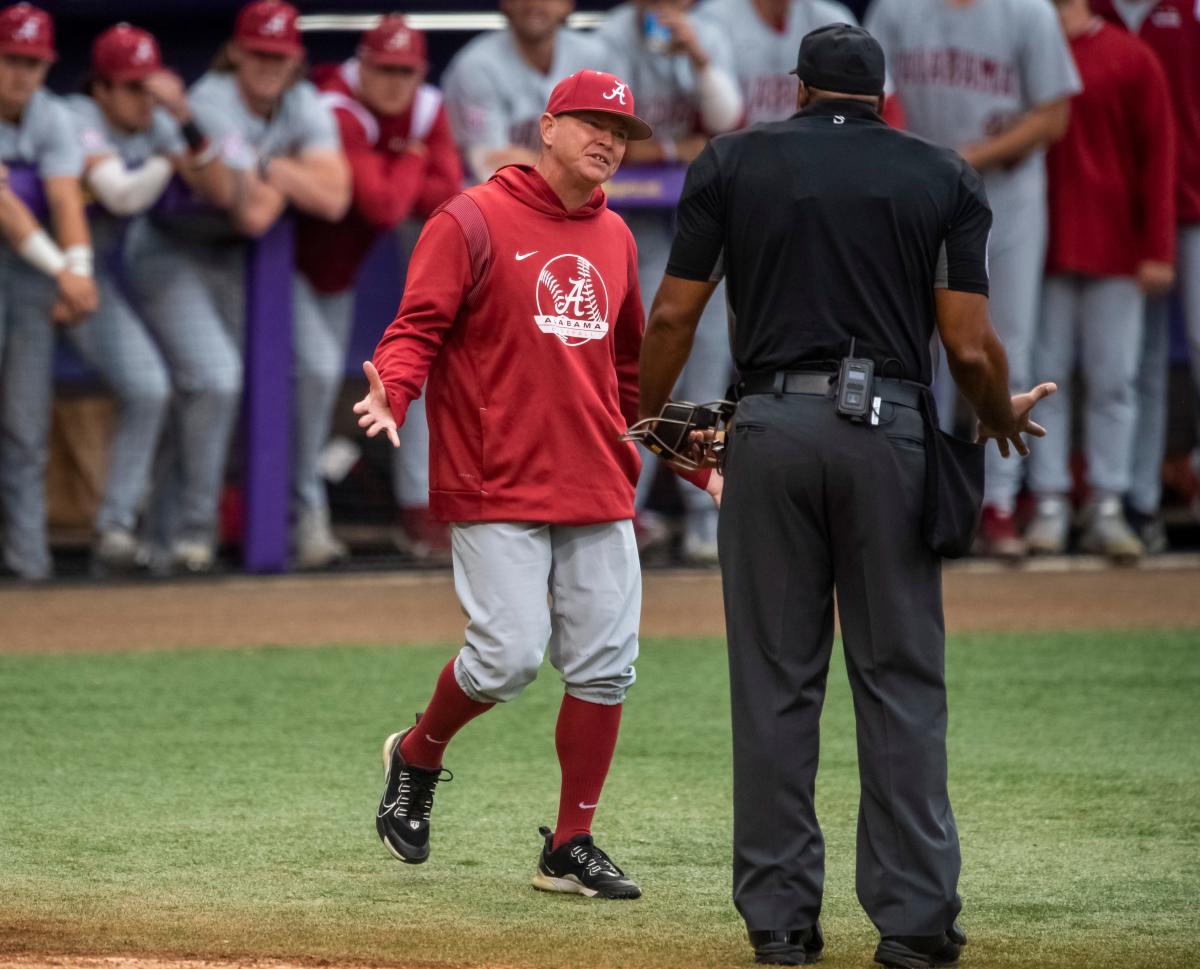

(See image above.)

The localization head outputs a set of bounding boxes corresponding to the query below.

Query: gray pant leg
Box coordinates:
[1027,275,1079,496]
[450,521,554,703]
[546,520,640,705]
[392,392,431,507]
[126,223,243,544]
[291,274,354,518]
[0,263,56,579]
[982,205,1048,508]
[1080,278,1143,495]
[65,266,171,532]
[720,395,838,931]
[1128,295,1170,515]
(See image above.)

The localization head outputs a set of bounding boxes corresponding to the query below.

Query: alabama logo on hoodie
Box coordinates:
[534,254,610,346]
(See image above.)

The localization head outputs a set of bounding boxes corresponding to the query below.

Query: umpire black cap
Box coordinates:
[790,23,886,96]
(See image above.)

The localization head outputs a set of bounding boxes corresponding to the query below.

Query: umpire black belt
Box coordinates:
[735,371,924,410]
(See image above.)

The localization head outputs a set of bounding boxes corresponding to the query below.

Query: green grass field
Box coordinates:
[1,630,1197,968]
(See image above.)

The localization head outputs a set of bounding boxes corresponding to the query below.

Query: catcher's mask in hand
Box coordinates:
[622,400,736,471]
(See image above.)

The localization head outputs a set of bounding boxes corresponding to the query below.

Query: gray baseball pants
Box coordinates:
[291,273,354,522]
[1129,224,1200,515]
[450,520,640,706]
[0,250,58,578]
[1028,275,1143,496]
[125,219,243,549]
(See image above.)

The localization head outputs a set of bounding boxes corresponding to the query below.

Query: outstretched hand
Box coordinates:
[977,382,1057,458]
[353,361,399,448]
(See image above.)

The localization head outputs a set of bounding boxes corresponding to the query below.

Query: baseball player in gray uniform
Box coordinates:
[696,0,859,125]
[124,0,348,573]
[597,1,741,561]
[64,24,221,573]
[0,2,97,580]
[867,0,1082,558]
[442,0,608,183]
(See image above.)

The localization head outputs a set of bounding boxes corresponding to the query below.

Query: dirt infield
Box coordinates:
[2,557,1199,655]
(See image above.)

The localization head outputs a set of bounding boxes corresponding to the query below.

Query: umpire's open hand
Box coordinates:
[977,382,1057,458]
[353,361,400,448]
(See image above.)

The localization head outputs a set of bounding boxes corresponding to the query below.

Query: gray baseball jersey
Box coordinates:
[866,0,1082,243]
[0,88,83,178]
[596,3,738,140]
[66,94,184,247]
[441,27,609,154]
[189,70,339,171]
[695,0,858,124]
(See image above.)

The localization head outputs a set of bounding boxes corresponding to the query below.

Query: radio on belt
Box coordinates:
[836,339,874,422]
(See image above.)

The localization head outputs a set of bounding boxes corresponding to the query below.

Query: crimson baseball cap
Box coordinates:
[0,3,55,62]
[359,15,427,68]
[545,69,653,141]
[791,23,885,96]
[234,0,303,57]
[92,23,162,82]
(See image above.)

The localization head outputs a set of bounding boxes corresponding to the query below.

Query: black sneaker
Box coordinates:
[375,726,452,865]
[874,933,961,968]
[947,922,966,947]
[749,923,825,964]
[531,825,641,899]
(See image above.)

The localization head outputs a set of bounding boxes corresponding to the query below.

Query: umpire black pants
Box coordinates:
[719,392,961,937]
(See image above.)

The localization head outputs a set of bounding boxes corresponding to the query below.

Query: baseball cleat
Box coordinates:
[531,825,641,899]
[1078,496,1143,563]
[375,725,452,864]
[749,923,824,965]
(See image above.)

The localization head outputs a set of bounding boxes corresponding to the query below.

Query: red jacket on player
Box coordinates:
[295,60,464,294]
[372,165,646,525]
[1045,18,1176,277]
[1093,0,1200,226]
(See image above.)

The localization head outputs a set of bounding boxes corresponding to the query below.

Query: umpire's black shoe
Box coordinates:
[749,923,825,965]
[375,726,452,865]
[874,933,961,968]
[531,826,642,899]
[947,922,967,947]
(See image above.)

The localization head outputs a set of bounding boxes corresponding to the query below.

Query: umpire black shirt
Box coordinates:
[666,98,992,385]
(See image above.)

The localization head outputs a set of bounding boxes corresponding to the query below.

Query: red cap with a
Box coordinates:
[359,15,427,68]
[545,70,652,141]
[234,0,303,57]
[92,24,162,82]
[0,3,55,62]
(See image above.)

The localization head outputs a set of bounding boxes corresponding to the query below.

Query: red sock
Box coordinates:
[400,657,494,769]
[552,694,623,850]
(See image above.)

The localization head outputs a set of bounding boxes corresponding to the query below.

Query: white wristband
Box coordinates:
[17,228,67,278]
[64,244,94,278]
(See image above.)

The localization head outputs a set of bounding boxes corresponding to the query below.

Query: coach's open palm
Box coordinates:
[354,361,400,448]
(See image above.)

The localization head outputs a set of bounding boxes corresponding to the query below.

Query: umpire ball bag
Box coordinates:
[918,388,985,558]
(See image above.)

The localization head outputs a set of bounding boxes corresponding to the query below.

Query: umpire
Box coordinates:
[639,24,1055,969]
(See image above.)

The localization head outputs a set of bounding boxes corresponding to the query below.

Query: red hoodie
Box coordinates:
[295,61,463,294]
[373,165,647,524]
[1045,20,1176,276]
[1093,0,1200,225]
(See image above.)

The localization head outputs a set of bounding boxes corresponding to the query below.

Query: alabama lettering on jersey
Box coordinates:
[867,0,1081,242]
[696,0,857,124]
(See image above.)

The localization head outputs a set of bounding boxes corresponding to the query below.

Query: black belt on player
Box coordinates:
[733,370,924,411]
